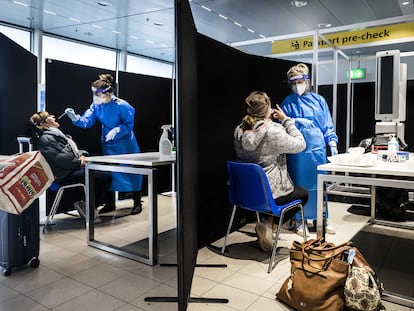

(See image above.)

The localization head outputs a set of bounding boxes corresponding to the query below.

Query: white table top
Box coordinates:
[318,153,414,177]
[86,152,176,167]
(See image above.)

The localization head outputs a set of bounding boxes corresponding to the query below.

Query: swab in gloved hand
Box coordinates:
[63,108,80,122]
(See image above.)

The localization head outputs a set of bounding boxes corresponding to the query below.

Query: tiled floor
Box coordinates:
[0,197,413,310]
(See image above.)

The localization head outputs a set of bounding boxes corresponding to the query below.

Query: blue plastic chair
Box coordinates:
[43,182,86,233]
[222,161,307,273]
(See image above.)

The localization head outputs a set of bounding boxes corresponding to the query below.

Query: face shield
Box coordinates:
[91,86,111,104]
[289,74,310,96]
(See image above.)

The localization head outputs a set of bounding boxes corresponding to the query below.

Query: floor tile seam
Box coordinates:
[43,261,95,277]
[12,267,68,295]
[218,278,272,297]
[0,291,51,310]
[192,282,244,311]
[46,286,97,309]
[114,301,148,311]
[66,271,129,289]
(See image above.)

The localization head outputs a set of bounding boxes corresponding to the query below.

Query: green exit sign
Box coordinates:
[347,68,366,79]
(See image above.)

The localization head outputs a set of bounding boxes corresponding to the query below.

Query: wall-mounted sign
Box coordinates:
[347,68,366,79]
[271,21,414,54]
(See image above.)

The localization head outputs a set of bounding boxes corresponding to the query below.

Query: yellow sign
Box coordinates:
[271,21,414,54]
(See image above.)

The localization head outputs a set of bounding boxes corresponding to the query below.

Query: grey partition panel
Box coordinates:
[118,71,173,193]
[0,33,37,154]
[45,59,114,155]
[196,35,300,247]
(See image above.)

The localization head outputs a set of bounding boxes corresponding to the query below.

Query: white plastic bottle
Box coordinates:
[387,135,398,157]
[159,125,172,158]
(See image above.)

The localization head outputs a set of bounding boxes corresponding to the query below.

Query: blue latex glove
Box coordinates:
[329,141,338,155]
[64,108,79,122]
[105,127,120,142]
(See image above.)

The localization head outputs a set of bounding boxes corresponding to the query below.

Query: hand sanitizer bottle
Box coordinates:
[387,135,398,159]
[159,125,172,158]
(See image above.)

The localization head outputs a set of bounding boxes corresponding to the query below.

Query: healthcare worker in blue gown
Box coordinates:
[281,63,338,236]
[64,74,143,215]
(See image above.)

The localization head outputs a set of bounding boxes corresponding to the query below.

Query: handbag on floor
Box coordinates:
[344,246,385,311]
[277,238,351,311]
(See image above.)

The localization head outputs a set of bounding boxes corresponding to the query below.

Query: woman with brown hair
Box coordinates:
[29,111,112,221]
[233,91,308,252]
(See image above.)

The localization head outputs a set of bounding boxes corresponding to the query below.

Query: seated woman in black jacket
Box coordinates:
[29,111,113,221]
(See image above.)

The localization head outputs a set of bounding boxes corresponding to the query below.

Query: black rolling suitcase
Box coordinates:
[0,202,40,276]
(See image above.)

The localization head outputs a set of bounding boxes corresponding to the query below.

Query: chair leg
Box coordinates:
[43,189,64,233]
[268,214,285,273]
[221,205,237,255]
[255,211,260,223]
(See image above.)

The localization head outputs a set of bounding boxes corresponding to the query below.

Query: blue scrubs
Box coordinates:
[73,97,142,192]
[281,91,338,220]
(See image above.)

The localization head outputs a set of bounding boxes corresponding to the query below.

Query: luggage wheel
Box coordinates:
[30,258,40,268]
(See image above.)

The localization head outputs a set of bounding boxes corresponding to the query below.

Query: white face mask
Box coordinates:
[93,94,106,104]
[292,82,307,96]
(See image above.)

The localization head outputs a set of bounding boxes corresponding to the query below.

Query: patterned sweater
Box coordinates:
[234,118,305,199]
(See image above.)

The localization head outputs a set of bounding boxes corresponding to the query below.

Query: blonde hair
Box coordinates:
[287,63,311,93]
[287,63,309,80]
[29,111,50,131]
[241,91,271,130]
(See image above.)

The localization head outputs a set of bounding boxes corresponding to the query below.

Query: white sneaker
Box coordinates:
[312,220,336,234]
[326,225,336,235]
[255,222,273,252]
[296,221,310,237]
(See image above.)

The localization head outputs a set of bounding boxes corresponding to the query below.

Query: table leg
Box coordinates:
[148,169,158,265]
[370,184,376,224]
[85,167,95,241]
[317,174,326,239]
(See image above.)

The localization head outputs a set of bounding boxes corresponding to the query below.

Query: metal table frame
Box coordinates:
[317,156,414,308]
[85,153,175,266]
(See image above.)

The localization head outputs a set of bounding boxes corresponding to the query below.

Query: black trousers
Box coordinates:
[274,186,309,223]
[58,168,112,208]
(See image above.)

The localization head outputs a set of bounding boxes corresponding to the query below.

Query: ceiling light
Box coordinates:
[69,17,81,23]
[13,1,29,7]
[97,1,111,7]
[401,1,410,5]
[153,21,164,26]
[290,1,308,7]
[43,9,56,15]
[318,23,332,28]
[201,5,211,12]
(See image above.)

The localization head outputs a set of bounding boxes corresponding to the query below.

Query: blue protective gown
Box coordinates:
[281,91,338,220]
[73,97,142,192]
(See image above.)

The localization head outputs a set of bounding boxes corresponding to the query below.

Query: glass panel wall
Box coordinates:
[0,24,30,51]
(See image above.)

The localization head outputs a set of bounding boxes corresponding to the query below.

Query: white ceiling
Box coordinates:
[0,0,413,63]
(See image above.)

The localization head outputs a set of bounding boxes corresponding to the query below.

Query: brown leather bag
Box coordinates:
[277,238,351,311]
